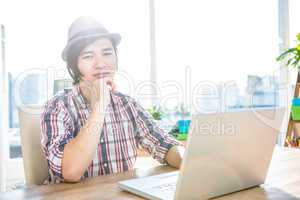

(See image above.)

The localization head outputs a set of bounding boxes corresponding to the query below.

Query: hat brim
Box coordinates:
[61,33,121,61]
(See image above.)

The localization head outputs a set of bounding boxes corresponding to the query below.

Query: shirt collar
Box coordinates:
[72,84,89,109]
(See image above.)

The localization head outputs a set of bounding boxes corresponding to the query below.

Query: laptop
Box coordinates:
[119,108,285,200]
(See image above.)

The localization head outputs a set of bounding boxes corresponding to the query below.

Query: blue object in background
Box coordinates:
[177,120,191,134]
[292,98,300,120]
[293,98,300,106]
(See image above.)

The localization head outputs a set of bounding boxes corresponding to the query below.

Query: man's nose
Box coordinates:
[94,54,107,69]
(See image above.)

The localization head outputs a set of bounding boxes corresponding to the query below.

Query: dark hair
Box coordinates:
[66,37,118,85]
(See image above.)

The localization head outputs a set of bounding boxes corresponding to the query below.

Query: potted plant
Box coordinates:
[147,106,176,136]
[276,33,300,69]
[147,106,164,120]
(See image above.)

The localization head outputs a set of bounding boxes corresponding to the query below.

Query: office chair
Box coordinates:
[18,105,48,185]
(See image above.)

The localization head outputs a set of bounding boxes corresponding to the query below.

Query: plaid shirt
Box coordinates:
[40,84,180,183]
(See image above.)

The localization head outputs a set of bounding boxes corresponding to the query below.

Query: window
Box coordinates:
[289,0,300,46]
[155,0,280,115]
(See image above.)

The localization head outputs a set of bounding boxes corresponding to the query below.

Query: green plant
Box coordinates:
[277,33,300,69]
[147,106,163,120]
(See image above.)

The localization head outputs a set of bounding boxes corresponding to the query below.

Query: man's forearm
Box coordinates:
[62,107,105,182]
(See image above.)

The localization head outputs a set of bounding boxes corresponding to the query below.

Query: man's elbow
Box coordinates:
[62,167,82,183]
[165,145,185,169]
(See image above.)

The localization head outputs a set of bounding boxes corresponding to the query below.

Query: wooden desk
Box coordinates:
[1,146,300,200]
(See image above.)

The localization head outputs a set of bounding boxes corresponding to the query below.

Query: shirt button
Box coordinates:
[100,139,104,143]
[104,163,108,167]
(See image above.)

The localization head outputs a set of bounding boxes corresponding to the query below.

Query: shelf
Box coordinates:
[285,72,300,147]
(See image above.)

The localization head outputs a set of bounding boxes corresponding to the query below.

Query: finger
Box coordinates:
[105,79,116,91]
[106,79,116,91]
[111,82,116,91]
[98,80,112,96]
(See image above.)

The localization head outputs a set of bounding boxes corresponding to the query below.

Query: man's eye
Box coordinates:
[82,55,93,59]
[103,52,112,56]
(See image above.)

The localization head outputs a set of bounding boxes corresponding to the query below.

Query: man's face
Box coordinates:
[77,38,117,82]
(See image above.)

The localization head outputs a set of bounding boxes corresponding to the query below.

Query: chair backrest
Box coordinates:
[18,105,48,185]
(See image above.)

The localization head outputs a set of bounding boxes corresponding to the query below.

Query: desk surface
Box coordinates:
[1,146,300,200]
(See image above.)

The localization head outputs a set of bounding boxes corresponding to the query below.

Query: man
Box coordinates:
[41,16,184,183]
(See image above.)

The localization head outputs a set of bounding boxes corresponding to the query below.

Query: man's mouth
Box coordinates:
[93,72,112,78]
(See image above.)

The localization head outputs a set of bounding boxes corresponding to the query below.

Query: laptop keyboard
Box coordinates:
[152,182,177,192]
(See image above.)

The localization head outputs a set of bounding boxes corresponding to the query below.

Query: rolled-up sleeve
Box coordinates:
[129,100,182,164]
[40,101,73,181]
